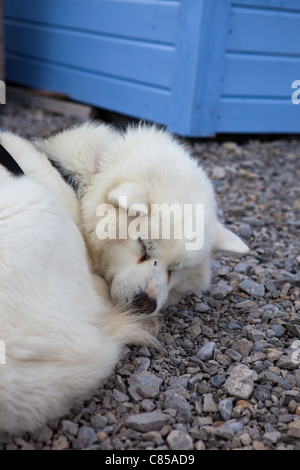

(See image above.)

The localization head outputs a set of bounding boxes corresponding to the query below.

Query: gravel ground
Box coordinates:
[0,99,299,451]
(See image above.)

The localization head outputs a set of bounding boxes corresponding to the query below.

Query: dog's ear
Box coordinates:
[214,222,249,254]
[107,182,148,215]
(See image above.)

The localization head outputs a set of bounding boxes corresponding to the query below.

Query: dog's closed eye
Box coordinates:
[167,262,183,283]
[138,237,150,263]
[168,261,182,272]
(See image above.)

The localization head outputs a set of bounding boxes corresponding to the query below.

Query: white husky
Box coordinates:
[36,123,248,312]
[0,122,248,434]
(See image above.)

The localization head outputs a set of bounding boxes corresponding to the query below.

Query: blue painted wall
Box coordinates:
[3,0,300,136]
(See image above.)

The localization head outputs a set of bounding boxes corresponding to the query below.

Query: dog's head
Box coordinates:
[82,125,248,314]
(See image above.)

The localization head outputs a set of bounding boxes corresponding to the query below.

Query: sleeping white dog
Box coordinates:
[0,123,248,434]
[36,123,248,312]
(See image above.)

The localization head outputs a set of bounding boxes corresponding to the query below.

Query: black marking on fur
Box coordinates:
[48,158,80,195]
[0,144,24,177]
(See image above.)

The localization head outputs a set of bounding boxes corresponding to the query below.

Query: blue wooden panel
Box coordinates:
[5,21,175,88]
[228,5,300,55]
[215,0,300,137]
[6,53,171,125]
[217,97,300,133]
[168,0,206,135]
[4,0,300,136]
[187,0,233,136]
[232,0,300,11]
[223,53,300,97]
[4,0,180,44]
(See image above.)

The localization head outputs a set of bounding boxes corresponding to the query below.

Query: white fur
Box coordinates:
[36,122,249,313]
[0,122,248,433]
[0,131,81,226]
[0,168,153,435]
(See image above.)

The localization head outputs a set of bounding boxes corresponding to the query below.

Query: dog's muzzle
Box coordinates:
[132,292,157,314]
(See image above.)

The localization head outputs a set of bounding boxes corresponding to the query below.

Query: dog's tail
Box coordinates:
[100,302,159,348]
[91,274,159,348]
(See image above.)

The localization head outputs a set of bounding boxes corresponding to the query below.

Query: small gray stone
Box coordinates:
[169,376,189,389]
[247,328,266,342]
[234,263,249,274]
[140,399,156,412]
[74,426,97,449]
[262,371,279,384]
[277,377,291,390]
[225,348,242,362]
[288,420,300,439]
[217,267,230,276]
[251,341,265,353]
[210,374,226,389]
[218,399,233,421]
[239,279,265,298]
[61,420,79,436]
[195,440,206,450]
[277,353,299,370]
[197,382,211,394]
[197,342,217,361]
[90,414,107,430]
[166,429,194,450]
[211,165,226,180]
[225,420,244,434]
[287,323,300,338]
[215,353,232,366]
[203,393,218,413]
[187,318,201,338]
[232,338,252,358]
[247,351,266,363]
[275,270,295,284]
[113,389,130,403]
[265,280,280,298]
[143,430,161,442]
[271,324,285,338]
[234,300,257,311]
[125,411,171,432]
[194,303,210,313]
[239,433,252,446]
[164,390,191,413]
[136,357,151,372]
[225,364,254,399]
[128,371,162,400]
[253,385,271,401]
[239,225,252,240]
[213,424,234,440]
[210,281,232,299]
[263,431,281,444]
[228,321,243,331]
[279,414,294,424]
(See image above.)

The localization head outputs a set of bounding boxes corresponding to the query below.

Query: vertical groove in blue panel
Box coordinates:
[168,0,206,135]
[190,0,232,136]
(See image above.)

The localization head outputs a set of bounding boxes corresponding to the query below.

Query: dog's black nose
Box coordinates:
[132,292,157,314]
